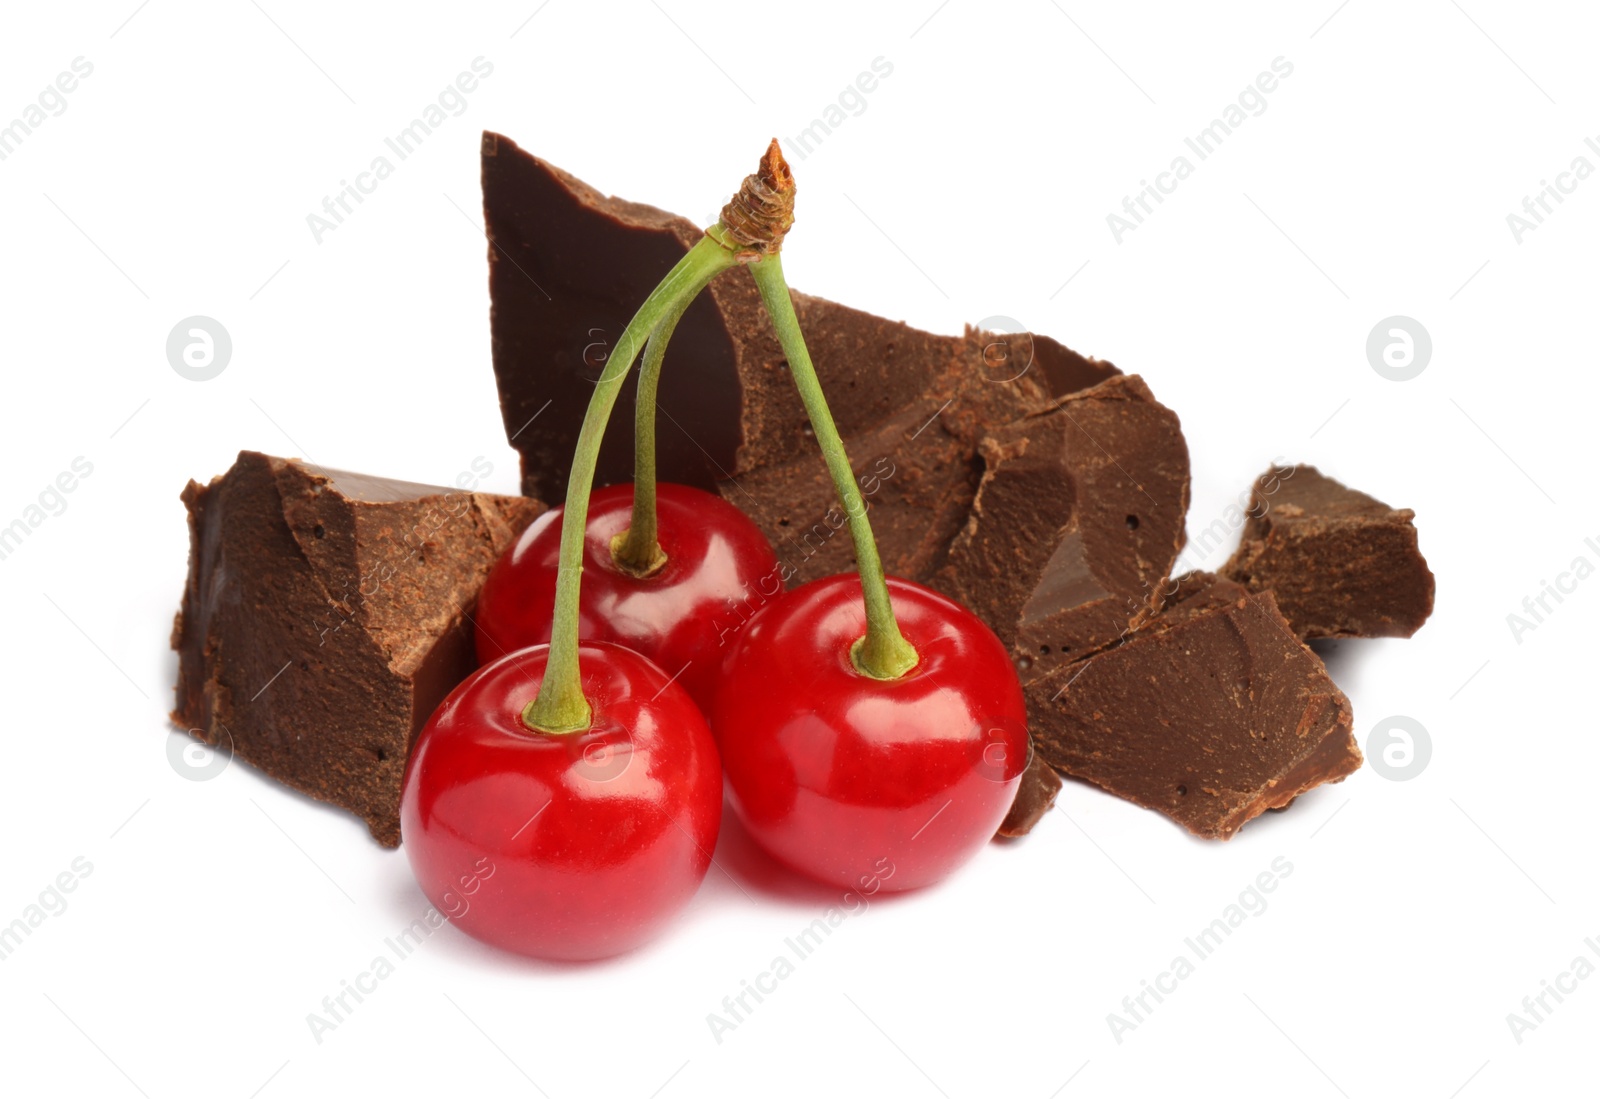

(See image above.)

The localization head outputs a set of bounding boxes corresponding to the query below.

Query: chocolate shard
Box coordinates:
[1223,465,1435,639]
[479,130,1123,592]
[936,374,1191,682]
[171,451,543,846]
[483,131,750,501]
[1029,588,1361,840]
[996,748,1063,838]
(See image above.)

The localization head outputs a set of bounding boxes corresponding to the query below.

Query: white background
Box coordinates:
[1,2,1595,1096]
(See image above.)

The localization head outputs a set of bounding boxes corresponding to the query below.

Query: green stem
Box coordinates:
[748,254,918,680]
[523,237,739,733]
[611,292,696,577]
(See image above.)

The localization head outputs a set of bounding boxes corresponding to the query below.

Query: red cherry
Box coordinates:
[475,483,781,710]
[400,641,722,961]
[708,575,1027,893]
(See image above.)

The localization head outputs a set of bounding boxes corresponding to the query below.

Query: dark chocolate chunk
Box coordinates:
[1223,465,1435,639]
[1029,589,1361,840]
[937,374,1190,681]
[171,451,543,845]
[996,748,1063,838]
[483,131,751,500]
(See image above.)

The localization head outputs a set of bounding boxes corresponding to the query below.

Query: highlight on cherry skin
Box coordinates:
[474,482,781,711]
[708,574,1029,893]
[400,640,723,962]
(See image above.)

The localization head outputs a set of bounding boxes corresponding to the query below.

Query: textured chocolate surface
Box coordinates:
[1029,588,1361,840]
[1136,569,1251,633]
[726,332,1081,589]
[997,750,1063,839]
[170,451,542,845]
[938,374,1190,682]
[1223,465,1435,639]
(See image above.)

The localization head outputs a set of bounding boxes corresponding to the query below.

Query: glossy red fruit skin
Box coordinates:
[708,575,1028,893]
[400,641,722,962]
[475,483,781,711]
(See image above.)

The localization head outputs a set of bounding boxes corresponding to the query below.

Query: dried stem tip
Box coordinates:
[717,139,795,254]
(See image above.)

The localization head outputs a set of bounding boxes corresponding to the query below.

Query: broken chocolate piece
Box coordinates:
[483,131,751,500]
[937,374,1190,681]
[996,748,1063,838]
[171,451,542,845]
[1223,465,1435,639]
[1029,589,1360,840]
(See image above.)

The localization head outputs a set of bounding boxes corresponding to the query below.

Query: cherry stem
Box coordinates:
[749,254,918,680]
[611,292,695,577]
[522,236,738,733]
